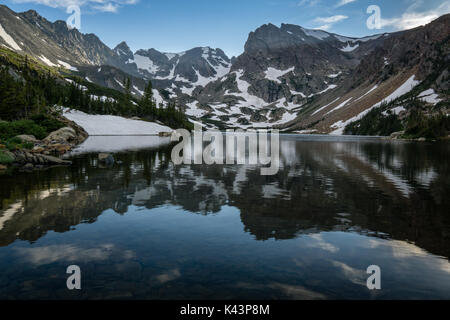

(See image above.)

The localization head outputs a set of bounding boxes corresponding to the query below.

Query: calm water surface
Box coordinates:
[0,135,449,299]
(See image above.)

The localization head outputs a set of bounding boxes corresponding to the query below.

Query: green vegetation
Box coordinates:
[0,113,65,140]
[2,137,34,151]
[0,149,14,164]
[30,113,65,133]
[344,103,403,136]
[344,35,450,140]
[0,119,47,140]
[0,114,65,154]
[403,109,450,140]
[344,99,450,140]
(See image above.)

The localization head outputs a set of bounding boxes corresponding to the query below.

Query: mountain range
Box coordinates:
[0,4,448,133]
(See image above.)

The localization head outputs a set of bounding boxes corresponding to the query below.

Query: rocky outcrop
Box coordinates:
[43,127,77,143]
[14,135,38,143]
[55,116,89,144]
[1,122,88,171]
[12,150,72,166]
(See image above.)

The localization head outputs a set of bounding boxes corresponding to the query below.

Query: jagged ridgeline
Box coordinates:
[0,47,192,129]
[0,3,448,135]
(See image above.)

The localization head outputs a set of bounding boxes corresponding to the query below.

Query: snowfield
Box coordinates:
[63,109,173,136]
[264,67,295,83]
[0,23,21,51]
[418,89,442,105]
[330,75,420,135]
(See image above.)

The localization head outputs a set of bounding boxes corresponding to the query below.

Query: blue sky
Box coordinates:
[3,0,450,57]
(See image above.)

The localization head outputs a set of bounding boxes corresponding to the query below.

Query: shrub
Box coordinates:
[344,107,402,136]
[4,137,33,151]
[0,119,47,140]
[405,111,450,140]
[30,114,65,133]
[0,150,14,164]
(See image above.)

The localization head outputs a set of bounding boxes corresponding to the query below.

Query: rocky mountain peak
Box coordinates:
[114,41,134,61]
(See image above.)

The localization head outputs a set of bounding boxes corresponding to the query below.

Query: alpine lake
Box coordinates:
[0,134,449,300]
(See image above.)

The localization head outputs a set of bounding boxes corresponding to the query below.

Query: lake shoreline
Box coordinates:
[2,128,448,174]
[0,115,88,173]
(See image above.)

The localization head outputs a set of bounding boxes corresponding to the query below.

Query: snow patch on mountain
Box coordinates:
[133,54,160,73]
[316,84,338,95]
[418,89,442,105]
[302,28,330,40]
[377,75,419,106]
[264,67,295,83]
[327,72,342,78]
[312,97,341,116]
[340,43,359,52]
[39,55,57,67]
[185,101,206,117]
[354,85,378,102]
[330,75,419,135]
[325,97,353,115]
[115,78,125,88]
[57,60,78,71]
[0,23,21,51]
[152,89,166,107]
[233,70,267,107]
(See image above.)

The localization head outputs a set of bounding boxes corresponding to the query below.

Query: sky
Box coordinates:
[3,0,450,57]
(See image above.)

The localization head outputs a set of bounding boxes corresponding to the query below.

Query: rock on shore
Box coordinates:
[1,124,88,171]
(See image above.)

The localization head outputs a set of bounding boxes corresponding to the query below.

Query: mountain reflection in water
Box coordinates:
[0,135,449,299]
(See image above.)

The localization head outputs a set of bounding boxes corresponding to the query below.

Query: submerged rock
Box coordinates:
[99,153,115,166]
[23,163,34,170]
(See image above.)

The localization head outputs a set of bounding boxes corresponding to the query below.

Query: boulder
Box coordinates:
[15,135,38,143]
[39,154,72,166]
[31,146,45,153]
[48,143,72,154]
[44,127,77,143]
[12,150,26,163]
[390,131,404,139]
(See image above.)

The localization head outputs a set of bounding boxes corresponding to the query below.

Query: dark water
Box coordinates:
[0,135,449,300]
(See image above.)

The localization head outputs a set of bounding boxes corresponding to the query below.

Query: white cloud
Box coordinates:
[93,2,119,12]
[297,0,320,7]
[314,15,348,24]
[12,0,139,13]
[381,1,450,30]
[313,15,348,30]
[335,0,357,8]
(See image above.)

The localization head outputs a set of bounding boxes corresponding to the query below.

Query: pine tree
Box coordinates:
[138,81,155,117]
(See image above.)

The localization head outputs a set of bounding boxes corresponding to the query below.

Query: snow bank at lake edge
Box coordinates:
[63,109,173,136]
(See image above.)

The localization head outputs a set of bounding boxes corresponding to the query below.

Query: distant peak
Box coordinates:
[114,41,130,50]
[23,9,40,18]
